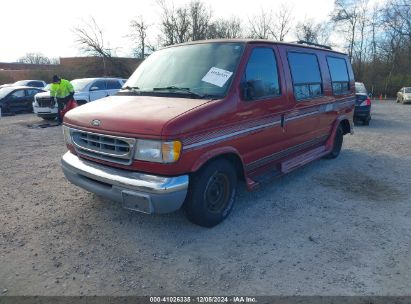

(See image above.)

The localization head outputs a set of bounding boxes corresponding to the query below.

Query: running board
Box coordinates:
[280,145,327,174]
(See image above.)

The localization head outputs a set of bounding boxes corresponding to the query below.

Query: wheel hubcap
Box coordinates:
[205,172,230,213]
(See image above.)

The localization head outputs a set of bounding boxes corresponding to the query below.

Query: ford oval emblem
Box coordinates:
[91,119,101,127]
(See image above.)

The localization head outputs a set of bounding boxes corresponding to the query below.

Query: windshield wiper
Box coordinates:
[121,86,140,91]
[153,86,205,98]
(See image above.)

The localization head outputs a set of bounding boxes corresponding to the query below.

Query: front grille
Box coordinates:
[70,129,136,165]
[37,97,54,107]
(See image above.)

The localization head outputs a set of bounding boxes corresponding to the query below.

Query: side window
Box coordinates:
[90,80,106,91]
[106,80,122,90]
[26,89,39,96]
[327,57,350,95]
[288,52,323,100]
[242,47,280,100]
[10,90,25,99]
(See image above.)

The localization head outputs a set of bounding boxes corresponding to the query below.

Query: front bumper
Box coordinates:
[61,152,189,214]
[33,106,58,115]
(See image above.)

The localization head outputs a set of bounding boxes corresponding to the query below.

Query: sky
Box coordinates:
[0,0,374,62]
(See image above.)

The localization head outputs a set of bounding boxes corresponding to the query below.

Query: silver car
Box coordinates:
[397,87,411,104]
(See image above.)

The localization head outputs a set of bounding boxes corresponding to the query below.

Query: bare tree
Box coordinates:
[271,4,293,41]
[248,9,274,39]
[18,53,56,65]
[130,16,151,59]
[157,0,214,45]
[190,1,211,41]
[208,17,243,39]
[73,17,113,75]
[331,0,364,60]
[296,19,332,45]
[157,0,191,45]
[248,4,292,41]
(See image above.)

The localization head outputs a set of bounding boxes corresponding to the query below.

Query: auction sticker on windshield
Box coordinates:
[201,67,233,87]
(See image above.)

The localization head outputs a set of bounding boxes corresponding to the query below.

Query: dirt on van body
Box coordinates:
[0,100,410,296]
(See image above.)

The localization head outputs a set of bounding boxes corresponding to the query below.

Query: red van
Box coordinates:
[61,40,355,227]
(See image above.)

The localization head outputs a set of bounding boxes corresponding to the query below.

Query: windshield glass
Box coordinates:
[0,87,15,99]
[404,87,411,93]
[355,82,367,94]
[124,42,245,98]
[71,79,91,91]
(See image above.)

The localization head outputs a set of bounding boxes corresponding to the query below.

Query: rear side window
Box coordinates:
[91,80,106,91]
[242,47,280,100]
[288,52,322,100]
[106,80,122,90]
[327,57,350,94]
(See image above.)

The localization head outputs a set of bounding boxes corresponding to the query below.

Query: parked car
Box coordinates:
[0,86,45,115]
[12,80,47,88]
[354,82,371,125]
[32,78,125,120]
[396,87,411,104]
[0,83,13,89]
[61,40,355,227]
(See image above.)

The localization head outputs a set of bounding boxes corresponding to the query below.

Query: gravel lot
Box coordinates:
[0,100,410,296]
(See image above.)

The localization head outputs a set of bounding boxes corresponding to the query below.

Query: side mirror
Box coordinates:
[241,80,265,101]
[90,86,99,91]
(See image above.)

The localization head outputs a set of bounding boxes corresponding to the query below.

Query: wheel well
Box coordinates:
[197,153,245,181]
[340,119,351,135]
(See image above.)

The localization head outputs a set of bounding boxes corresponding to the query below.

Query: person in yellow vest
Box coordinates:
[50,75,74,124]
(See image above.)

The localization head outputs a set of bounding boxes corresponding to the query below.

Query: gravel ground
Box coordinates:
[0,100,410,296]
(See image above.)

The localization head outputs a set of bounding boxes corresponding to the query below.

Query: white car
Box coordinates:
[33,77,125,120]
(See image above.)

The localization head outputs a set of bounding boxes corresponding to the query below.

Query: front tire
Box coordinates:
[183,159,237,227]
[324,125,343,159]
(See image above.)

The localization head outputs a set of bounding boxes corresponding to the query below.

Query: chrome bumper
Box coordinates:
[61,151,189,214]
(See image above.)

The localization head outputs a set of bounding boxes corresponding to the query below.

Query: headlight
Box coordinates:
[62,126,73,145]
[134,139,182,163]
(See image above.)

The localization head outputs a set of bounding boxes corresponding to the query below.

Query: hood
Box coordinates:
[64,95,211,136]
[35,91,51,98]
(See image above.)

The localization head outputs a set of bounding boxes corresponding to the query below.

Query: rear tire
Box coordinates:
[41,117,56,121]
[363,116,371,126]
[183,159,237,227]
[324,125,343,159]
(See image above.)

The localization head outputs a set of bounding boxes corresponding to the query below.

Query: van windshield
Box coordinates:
[122,42,245,98]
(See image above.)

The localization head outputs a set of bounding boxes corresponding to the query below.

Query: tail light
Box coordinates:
[360,97,371,106]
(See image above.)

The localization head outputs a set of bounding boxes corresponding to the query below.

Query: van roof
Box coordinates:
[164,39,347,56]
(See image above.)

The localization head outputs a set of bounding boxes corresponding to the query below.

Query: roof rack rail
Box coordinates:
[295,40,332,50]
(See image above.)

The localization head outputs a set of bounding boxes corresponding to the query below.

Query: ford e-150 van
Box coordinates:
[61,39,355,227]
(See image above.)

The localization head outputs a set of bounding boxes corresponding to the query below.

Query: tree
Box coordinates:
[18,53,57,65]
[331,0,365,60]
[271,4,293,41]
[248,5,293,41]
[130,16,151,59]
[208,17,243,39]
[295,19,332,45]
[248,9,274,39]
[157,0,213,45]
[73,17,132,77]
[190,0,211,41]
